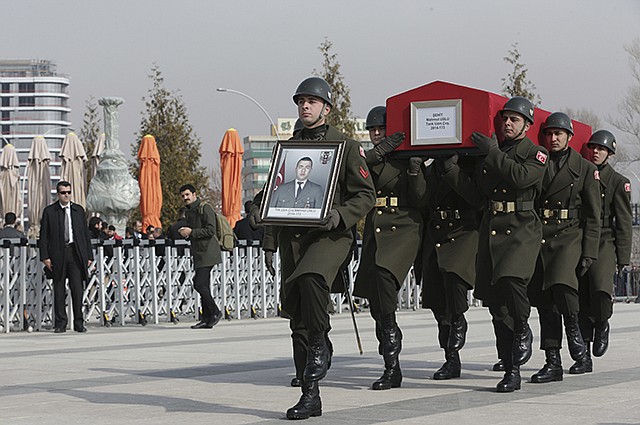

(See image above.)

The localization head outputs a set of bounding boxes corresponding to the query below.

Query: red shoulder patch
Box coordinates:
[536,150,548,164]
[625,182,631,192]
[594,170,600,180]
[359,166,369,179]
[359,146,366,158]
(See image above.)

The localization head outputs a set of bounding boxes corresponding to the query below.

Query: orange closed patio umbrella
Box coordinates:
[218,128,244,228]
[138,134,162,231]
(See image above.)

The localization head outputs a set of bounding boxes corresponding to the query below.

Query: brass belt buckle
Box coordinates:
[543,209,554,218]
[506,202,516,213]
[559,209,569,220]
[438,211,447,220]
[375,197,387,207]
[453,210,461,220]
[491,201,504,212]
[389,197,398,207]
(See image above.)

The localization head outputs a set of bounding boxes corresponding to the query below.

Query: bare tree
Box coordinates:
[562,107,601,130]
[610,38,640,145]
[501,43,542,106]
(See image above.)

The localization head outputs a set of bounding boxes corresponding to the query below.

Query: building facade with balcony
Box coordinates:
[0,59,72,226]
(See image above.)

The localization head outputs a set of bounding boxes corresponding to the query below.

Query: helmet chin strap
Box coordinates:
[505,122,527,142]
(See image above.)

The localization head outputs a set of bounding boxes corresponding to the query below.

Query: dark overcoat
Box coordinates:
[269,179,324,209]
[420,161,480,293]
[582,163,632,296]
[535,148,601,291]
[39,202,93,282]
[443,137,548,302]
[353,155,423,298]
[262,125,375,315]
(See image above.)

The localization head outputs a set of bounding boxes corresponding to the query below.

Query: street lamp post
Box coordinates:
[216,88,281,139]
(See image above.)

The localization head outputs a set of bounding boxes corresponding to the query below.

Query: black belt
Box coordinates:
[432,209,475,221]
[489,200,535,213]
[539,208,579,220]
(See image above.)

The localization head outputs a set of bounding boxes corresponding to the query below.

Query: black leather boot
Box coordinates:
[564,314,586,361]
[375,317,383,356]
[496,358,521,393]
[492,360,505,371]
[569,342,593,374]
[592,320,609,357]
[433,350,461,380]
[325,330,333,370]
[530,348,563,383]
[286,380,322,420]
[372,313,402,390]
[512,321,533,366]
[303,332,331,382]
[448,314,468,353]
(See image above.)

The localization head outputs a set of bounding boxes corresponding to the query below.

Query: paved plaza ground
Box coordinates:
[1,303,639,424]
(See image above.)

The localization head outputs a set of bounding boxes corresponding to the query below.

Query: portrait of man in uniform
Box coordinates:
[270,157,324,209]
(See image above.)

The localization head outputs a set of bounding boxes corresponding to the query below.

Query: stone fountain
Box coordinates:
[86,97,139,235]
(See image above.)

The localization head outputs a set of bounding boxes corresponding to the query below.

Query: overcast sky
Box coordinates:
[5,0,640,168]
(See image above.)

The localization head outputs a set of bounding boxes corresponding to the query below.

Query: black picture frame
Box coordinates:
[260,140,345,226]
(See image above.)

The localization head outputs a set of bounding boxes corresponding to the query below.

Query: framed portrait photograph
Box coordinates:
[260,140,345,226]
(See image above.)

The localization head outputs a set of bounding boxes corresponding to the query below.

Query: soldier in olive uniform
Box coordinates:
[255,77,375,420]
[527,112,601,384]
[573,130,632,373]
[419,154,481,380]
[443,96,548,392]
[353,106,422,390]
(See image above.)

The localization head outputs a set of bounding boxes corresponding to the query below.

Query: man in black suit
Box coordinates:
[269,157,324,209]
[39,181,93,333]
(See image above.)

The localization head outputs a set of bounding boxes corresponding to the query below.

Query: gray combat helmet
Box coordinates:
[292,77,333,107]
[544,112,574,135]
[365,106,386,130]
[588,129,616,154]
[500,96,535,124]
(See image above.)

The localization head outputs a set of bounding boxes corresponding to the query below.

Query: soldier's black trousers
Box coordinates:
[368,266,400,318]
[424,271,470,320]
[287,273,331,334]
[537,308,563,349]
[578,290,613,342]
[494,276,530,324]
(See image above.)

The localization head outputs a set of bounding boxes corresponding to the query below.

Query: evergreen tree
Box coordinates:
[501,43,541,106]
[132,65,210,230]
[314,38,357,138]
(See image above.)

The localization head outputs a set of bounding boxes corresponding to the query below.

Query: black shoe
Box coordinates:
[492,360,505,372]
[54,327,66,333]
[75,326,87,333]
[530,348,563,383]
[286,381,322,420]
[209,311,223,327]
[290,377,302,387]
[447,315,468,353]
[512,321,533,366]
[496,366,521,392]
[592,321,609,357]
[569,343,593,374]
[433,351,461,380]
[372,365,402,390]
[190,321,208,329]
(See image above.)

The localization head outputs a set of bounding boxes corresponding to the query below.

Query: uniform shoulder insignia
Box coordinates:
[359,165,369,179]
[625,182,631,192]
[536,150,548,164]
[359,146,366,158]
[594,170,600,180]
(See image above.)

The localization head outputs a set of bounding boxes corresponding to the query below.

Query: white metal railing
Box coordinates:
[0,238,420,333]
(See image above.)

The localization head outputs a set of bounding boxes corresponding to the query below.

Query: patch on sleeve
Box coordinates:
[359,146,366,158]
[536,150,548,164]
[625,182,631,192]
[594,170,600,180]
[359,165,369,179]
